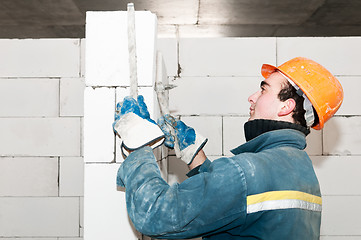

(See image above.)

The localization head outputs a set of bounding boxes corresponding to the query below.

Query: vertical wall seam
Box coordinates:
[196,0,201,25]
[221,116,224,156]
[58,157,60,197]
[58,78,61,117]
[176,25,182,77]
[79,39,82,78]
[113,88,117,163]
[275,37,278,66]
[80,117,84,157]
[166,148,169,183]
[79,196,82,237]
[321,129,324,156]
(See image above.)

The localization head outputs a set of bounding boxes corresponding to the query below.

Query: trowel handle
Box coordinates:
[156,83,169,115]
[127,3,138,98]
[155,52,170,115]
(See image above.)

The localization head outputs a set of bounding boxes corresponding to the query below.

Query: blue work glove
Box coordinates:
[113,95,165,157]
[157,114,208,165]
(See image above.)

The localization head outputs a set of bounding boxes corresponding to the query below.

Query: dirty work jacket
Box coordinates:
[117,129,322,239]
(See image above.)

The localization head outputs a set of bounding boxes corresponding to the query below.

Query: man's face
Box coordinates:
[248,72,288,121]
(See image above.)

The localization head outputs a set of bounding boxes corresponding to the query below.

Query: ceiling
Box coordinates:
[1,0,361,38]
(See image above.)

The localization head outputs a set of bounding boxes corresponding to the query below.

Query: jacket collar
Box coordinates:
[230,129,307,155]
[244,119,310,142]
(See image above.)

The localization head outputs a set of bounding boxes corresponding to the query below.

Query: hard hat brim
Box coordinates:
[261,64,278,80]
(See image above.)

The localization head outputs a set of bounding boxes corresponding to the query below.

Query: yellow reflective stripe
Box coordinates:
[246,191,322,214]
[247,191,322,205]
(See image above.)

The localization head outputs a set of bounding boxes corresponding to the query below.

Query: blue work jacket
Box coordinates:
[117,129,321,239]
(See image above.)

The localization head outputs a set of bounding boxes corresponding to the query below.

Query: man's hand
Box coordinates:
[158,114,207,165]
[113,95,164,157]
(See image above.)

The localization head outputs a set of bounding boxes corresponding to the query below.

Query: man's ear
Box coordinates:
[278,98,296,117]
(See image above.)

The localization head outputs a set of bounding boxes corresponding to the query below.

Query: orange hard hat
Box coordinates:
[261,57,343,130]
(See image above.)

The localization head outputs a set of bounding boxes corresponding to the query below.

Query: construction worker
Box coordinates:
[113,57,343,239]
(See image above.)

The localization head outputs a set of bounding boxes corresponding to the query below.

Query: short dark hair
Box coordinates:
[278,80,320,128]
[278,81,308,127]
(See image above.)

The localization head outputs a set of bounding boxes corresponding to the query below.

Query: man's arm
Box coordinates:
[117,147,247,239]
[188,149,207,170]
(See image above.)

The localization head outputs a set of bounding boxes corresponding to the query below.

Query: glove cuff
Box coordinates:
[114,112,165,153]
[179,131,208,165]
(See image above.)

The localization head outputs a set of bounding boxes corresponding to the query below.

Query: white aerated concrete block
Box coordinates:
[305,129,323,156]
[169,77,260,116]
[336,76,361,116]
[157,38,178,76]
[180,116,222,156]
[321,237,361,240]
[321,196,361,236]
[81,38,86,78]
[85,11,157,87]
[157,147,169,181]
[0,157,58,197]
[158,25,177,38]
[80,197,84,237]
[84,87,115,163]
[0,39,80,77]
[179,38,276,76]
[84,164,140,240]
[0,118,80,156]
[0,238,57,240]
[0,197,79,237]
[0,78,59,117]
[323,117,361,155]
[60,157,84,196]
[168,155,189,185]
[312,156,361,195]
[60,78,85,117]
[59,238,83,240]
[223,116,248,156]
[277,37,361,76]
[205,156,221,161]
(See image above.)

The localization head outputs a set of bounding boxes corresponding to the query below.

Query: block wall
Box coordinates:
[0,37,360,240]
[0,39,84,239]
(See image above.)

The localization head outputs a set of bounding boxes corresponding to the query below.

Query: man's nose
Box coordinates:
[248,91,260,104]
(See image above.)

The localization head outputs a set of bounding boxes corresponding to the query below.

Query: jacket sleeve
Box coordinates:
[117,146,247,239]
[186,159,212,177]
